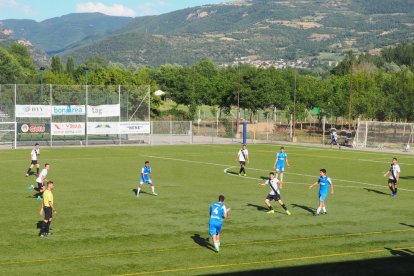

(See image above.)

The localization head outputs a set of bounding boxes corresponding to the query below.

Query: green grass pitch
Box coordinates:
[0,144,413,275]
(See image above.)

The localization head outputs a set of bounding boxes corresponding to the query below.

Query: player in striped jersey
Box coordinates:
[25,143,40,177]
[383,157,400,197]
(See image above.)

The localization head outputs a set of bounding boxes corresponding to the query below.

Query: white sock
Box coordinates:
[137,188,141,194]
[322,207,327,213]
[316,207,321,214]
[280,173,284,181]
[214,241,219,250]
[151,186,155,193]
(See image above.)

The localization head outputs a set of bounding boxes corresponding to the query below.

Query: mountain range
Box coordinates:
[1,0,414,67]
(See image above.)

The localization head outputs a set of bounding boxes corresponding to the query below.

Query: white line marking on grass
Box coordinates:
[357,159,413,166]
[224,166,414,192]
[223,167,414,192]
[144,155,414,192]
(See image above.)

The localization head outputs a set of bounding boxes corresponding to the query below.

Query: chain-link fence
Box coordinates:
[0,84,150,148]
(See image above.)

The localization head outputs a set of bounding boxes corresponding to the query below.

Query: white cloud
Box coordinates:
[0,0,32,15]
[76,2,136,17]
[137,1,169,16]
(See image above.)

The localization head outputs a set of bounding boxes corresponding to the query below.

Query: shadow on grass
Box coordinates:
[190,234,216,252]
[291,203,315,214]
[246,203,268,211]
[385,247,414,257]
[226,170,239,176]
[209,253,414,276]
[131,189,150,196]
[399,176,414,180]
[363,188,389,196]
[400,222,414,228]
[246,203,285,214]
[36,220,52,236]
[260,176,270,180]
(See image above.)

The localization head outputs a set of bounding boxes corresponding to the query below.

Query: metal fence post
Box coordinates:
[118,85,121,145]
[14,84,17,149]
[50,84,53,147]
[190,121,193,144]
[170,120,172,144]
[322,116,326,145]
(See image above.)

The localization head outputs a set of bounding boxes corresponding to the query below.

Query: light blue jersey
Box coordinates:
[276,152,287,171]
[209,201,227,236]
[318,176,332,201]
[140,166,152,184]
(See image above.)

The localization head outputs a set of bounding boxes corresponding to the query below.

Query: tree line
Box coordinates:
[1,42,414,122]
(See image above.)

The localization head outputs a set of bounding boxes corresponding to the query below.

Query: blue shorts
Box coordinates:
[319,193,328,202]
[209,222,222,237]
[276,165,285,172]
[140,177,152,185]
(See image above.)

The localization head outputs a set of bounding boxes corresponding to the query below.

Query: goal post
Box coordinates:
[355,121,414,151]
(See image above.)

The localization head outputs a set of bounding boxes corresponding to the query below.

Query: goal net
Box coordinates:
[355,121,414,151]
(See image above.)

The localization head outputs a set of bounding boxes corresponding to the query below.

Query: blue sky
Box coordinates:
[0,0,233,21]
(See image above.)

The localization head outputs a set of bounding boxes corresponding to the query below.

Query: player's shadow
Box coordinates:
[291,203,315,214]
[385,247,414,257]
[36,220,48,236]
[246,203,285,214]
[260,176,270,180]
[363,188,389,196]
[400,223,414,228]
[400,176,414,180]
[226,170,239,176]
[190,234,216,252]
[246,203,268,211]
[131,189,150,196]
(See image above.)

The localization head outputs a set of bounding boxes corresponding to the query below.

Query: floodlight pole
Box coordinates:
[236,64,241,138]
[118,85,121,145]
[40,67,45,102]
[293,72,297,140]
[348,64,353,130]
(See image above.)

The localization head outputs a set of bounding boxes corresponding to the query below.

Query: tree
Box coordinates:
[0,48,25,84]
[51,56,63,73]
[66,57,75,75]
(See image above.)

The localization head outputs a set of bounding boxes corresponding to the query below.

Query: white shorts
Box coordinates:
[140,178,152,185]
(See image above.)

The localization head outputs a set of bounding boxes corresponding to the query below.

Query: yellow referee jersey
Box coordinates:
[43,190,54,207]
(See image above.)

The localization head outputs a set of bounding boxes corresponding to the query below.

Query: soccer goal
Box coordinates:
[354,121,414,151]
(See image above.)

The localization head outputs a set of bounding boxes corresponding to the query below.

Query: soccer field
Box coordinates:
[1,144,413,275]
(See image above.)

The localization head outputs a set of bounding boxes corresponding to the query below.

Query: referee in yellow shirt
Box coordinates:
[39,181,56,237]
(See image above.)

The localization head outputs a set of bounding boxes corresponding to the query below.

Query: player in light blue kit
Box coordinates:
[136,161,157,197]
[273,146,290,188]
[209,195,230,252]
[309,169,334,216]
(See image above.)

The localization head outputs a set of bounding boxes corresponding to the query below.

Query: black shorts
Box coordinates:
[239,161,246,166]
[388,179,397,185]
[44,207,53,220]
[37,182,44,190]
[31,160,38,165]
[266,193,281,201]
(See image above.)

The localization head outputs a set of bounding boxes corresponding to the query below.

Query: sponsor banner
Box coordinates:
[15,105,51,118]
[18,123,50,134]
[51,123,85,136]
[87,122,119,135]
[87,104,120,118]
[52,105,85,116]
[119,122,150,134]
